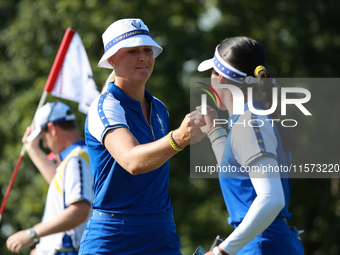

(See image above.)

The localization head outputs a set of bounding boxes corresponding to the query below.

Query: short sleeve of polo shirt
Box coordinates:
[63,156,93,207]
[87,94,129,144]
[231,111,278,166]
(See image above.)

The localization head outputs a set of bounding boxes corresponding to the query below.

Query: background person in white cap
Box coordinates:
[6,101,94,255]
[193,37,304,255]
[79,18,204,255]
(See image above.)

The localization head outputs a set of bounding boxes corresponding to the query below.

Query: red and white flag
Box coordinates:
[47,31,99,113]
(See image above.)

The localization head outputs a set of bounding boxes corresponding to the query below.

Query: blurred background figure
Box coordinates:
[6,101,93,255]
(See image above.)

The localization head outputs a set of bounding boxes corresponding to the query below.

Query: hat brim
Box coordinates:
[26,127,42,143]
[98,35,163,69]
[197,58,214,72]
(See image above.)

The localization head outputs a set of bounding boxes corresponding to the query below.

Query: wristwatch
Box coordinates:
[27,228,37,240]
[213,246,227,255]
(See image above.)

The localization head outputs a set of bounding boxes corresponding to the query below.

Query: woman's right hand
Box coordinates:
[172,112,206,148]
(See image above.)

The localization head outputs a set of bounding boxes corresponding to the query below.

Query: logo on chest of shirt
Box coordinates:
[156,114,166,135]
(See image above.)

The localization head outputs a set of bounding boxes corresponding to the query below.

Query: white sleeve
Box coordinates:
[211,136,227,165]
[64,157,94,207]
[87,94,129,144]
[219,157,285,255]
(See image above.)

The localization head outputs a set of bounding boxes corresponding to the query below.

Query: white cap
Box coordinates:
[27,102,75,142]
[197,58,214,73]
[198,46,259,84]
[98,18,163,69]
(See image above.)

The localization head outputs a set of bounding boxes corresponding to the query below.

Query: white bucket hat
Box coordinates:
[98,18,163,69]
[27,101,76,142]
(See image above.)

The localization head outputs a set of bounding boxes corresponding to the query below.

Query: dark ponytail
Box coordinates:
[257,70,297,152]
[256,69,273,111]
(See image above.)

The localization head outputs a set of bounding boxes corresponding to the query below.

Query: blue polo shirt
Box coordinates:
[219,100,293,225]
[84,82,171,215]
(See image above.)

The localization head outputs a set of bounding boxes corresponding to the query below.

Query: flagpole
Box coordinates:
[44,28,76,93]
[0,28,76,223]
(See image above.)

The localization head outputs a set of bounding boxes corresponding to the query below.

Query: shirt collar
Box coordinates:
[59,140,86,161]
[107,82,154,111]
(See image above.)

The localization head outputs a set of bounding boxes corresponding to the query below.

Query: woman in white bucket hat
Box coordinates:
[79,18,204,255]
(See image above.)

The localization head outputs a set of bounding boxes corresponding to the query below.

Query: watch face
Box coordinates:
[194,246,206,255]
[28,229,36,239]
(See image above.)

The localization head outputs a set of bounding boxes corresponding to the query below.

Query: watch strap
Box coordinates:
[213,246,228,255]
